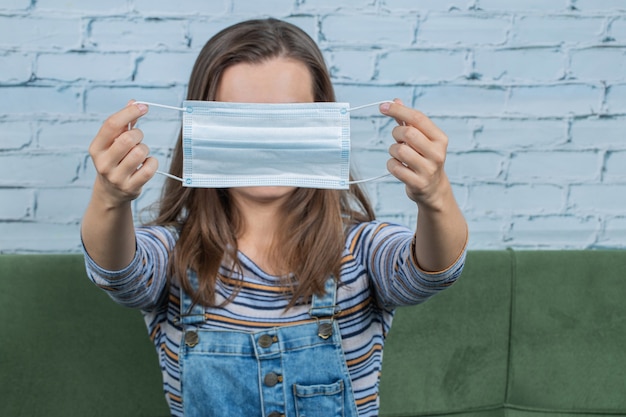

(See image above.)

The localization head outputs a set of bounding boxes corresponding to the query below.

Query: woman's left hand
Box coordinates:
[379,99,450,211]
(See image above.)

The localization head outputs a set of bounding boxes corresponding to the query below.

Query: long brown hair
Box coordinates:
[153,18,375,308]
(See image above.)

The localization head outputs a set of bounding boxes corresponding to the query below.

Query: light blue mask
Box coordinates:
[136,100,392,190]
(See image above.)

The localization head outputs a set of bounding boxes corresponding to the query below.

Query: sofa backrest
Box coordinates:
[1,251,625,417]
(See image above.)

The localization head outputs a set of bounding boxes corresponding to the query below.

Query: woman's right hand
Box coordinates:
[88,101,157,207]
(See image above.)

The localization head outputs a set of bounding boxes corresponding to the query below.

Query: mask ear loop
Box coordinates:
[130,101,189,183]
[346,100,397,185]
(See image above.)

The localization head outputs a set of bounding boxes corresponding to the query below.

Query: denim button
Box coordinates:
[264,372,282,387]
[258,334,274,348]
[184,331,199,348]
[318,322,333,339]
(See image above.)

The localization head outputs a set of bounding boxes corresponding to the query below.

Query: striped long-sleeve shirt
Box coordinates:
[84,220,465,417]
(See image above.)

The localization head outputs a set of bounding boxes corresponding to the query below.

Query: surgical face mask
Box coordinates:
[135,100,392,190]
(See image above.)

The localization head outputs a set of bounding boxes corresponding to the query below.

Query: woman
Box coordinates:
[82,18,467,417]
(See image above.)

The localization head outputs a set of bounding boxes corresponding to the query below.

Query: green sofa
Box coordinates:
[1,250,625,417]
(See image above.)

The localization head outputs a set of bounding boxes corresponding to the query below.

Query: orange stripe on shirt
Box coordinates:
[346,343,383,367]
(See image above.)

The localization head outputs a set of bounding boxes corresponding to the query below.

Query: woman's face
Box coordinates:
[215,57,315,205]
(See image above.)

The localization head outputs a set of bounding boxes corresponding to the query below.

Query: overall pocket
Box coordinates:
[293,379,345,417]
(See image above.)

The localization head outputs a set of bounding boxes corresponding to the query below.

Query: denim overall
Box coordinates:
[178,273,360,417]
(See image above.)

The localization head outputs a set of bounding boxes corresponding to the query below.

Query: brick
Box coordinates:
[134,0,228,14]
[0,154,81,186]
[0,222,81,253]
[321,15,414,45]
[446,151,505,182]
[188,19,240,49]
[509,215,599,247]
[0,189,34,220]
[283,16,318,43]
[605,151,626,180]
[570,47,626,81]
[466,217,508,249]
[600,217,626,247]
[608,18,626,43]
[350,118,382,148]
[508,150,600,181]
[470,184,564,213]
[231,0,295,15]
[570,117,626,147]
[606,84,626,114]
[415,85,506,116]
[576,0,626,12]
[37,52,132,82]
[88,18,189,51]
[0,54,33,83]
[0,17,81,50]
[510,16,604,45]
[35,0,128,14]
[570,184,626,212]
[376,181,420,213]
[381,0,469,12]
[299,0,374,12]
[475,119,567,150]
[351,149,390,180]
[478,0,570,11]
[0,122,33,150]
[506,84,601,116]
[432,118,475,152]
[0,86,80,114]
[333,85,411,115]
[418,15,509,45]
[329,50,376,82]
[36,187,92,222]
[37,120,103,150]
[474,48,565,82]
[0,0,31,9]
[36,0,128,12]
[134,120,182,149]
[377,49,467,83]
[84,86,184,115]
[134,52,197,84]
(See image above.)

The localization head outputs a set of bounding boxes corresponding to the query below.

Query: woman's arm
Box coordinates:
[379,100,468,272]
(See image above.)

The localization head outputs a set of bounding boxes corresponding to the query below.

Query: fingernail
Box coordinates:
[136,103,148,113]
[380,102,391,113]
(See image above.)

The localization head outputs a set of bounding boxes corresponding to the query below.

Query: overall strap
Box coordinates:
[309,276,339,319]
[178,270,205,325]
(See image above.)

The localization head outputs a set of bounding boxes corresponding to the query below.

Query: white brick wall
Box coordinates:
[1,0,626,253]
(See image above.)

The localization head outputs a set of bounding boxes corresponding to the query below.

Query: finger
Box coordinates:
[128,156,158,189]
[116,142,151,175]
[391,125,431,151]
[104,128,146,169]
[380,100,447,144]
[387,157,424,187]
[389,142,428,173]
[91,101,149,153]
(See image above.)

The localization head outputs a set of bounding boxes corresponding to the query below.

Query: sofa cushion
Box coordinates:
[379,250,514,416]
[0,254,169,417]
[507,250,626,415]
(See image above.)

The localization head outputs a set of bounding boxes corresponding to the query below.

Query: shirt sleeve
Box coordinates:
[83,225,177,311]
[350,221,466,308]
